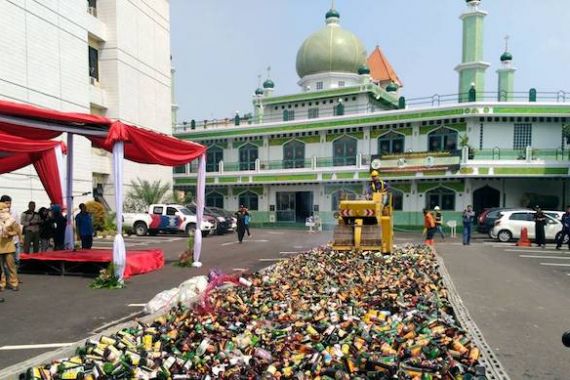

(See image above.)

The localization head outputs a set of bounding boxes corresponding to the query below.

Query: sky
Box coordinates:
[170,0,570,122]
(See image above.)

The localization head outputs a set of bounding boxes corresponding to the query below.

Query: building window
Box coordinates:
[308,108,319,119]
[338,81,345,88]
[87,0,97,16]
[333,136,357,166]
[392,190,403,211]
[239,191,258,211]
[378,132,405,155]
[428,127,458,152]
[206,146,223,172]
[425,187,455,210]
[283,140,305,168]
[331,191,356,211]
[513,123,532,149]
[88,46,99,81]
[316,81,323,90]
[173,165,186,174]
[239,143,258,171]
[206,192,224,208]
[283,110,295,121]
[334,103,344,116]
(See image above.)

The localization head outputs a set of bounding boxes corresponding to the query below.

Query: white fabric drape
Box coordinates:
[192,153,206,267]
[55,144,66,207]
[64,134,74,250]
[112,141,126,280]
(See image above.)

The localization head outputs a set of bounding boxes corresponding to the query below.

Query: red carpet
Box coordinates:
[20,249,164,279]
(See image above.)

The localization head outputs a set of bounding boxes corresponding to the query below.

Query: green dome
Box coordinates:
[325,8,340,19]
[358,65,370,75]
[500,51,513,62]
[296,13,367,78]
[386,82,398,92]
[254,87,264,95]
[263,79,274,89]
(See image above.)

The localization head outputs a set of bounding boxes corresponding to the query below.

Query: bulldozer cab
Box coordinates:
[332,191,394,253]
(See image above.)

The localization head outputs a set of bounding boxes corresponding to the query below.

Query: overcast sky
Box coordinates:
[170,0,570,122]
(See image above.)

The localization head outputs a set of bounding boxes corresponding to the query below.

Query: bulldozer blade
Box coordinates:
[361,225,382,248]
[333,224,353,249]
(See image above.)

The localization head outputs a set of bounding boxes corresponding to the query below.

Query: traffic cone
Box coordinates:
[516,227,531,247]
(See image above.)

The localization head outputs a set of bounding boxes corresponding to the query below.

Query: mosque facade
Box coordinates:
[173,0,570,227]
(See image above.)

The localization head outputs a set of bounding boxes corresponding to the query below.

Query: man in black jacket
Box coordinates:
[556,206,570,250]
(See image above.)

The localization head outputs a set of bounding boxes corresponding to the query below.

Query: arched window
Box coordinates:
[239,144,258,171]
[283,140,305,168]
[334,103,344,116]
[333,136,357,166]
[238,191,258,211]
[425,187,455,210]
[206,192,224,208]
[428,128,458,152]
[206,146,223,172]
[378,132,405,156]
[331,190,356,211]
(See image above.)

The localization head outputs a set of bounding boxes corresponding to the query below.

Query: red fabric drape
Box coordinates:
[0,131,64,205]
[89,121,206,165]
[32,148,64,207]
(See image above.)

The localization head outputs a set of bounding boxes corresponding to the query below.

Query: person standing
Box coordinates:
[52,205,67,251]
[0,202,22,291]
[433,206,445,240]
[21,201,41,253]
[38,207,54,252]
[243,207,251,237]
[0,195,20,265]
[556,206,570,250]
[423,208,436,246]
[235,205,246,244]
[462,205,475,245]
[75,203,94,249]
[533,206,546,248]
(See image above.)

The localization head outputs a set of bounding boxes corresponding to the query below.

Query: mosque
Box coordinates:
[173,0,570,227]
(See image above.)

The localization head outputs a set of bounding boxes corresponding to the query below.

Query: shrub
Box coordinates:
[85,201,106,231]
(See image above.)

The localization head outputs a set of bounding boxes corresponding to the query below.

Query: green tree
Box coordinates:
[126,179,171,207]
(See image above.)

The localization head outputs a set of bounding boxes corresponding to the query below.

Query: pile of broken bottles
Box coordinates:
[24,245,487,379]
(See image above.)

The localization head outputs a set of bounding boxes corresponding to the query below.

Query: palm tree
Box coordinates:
[127,179,171,207]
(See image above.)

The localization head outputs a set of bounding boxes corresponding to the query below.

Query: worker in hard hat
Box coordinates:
[367,170,390,206]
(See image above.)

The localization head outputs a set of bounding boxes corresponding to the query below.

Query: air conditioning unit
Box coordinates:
[87,6,97,17]
[90,77,100,87]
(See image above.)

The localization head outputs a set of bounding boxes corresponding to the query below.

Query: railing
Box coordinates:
[173,89,570,134]
[260,159,313,170]
[472,147,570,161]
[316,157,357,168]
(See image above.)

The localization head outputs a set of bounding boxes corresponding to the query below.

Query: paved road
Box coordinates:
[436,235,570,380]
[0,229,333,370]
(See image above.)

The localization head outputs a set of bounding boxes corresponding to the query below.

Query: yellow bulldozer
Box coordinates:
[332,189,394,254]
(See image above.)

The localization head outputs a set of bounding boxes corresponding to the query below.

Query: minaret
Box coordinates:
[455,0,490,102]
[253,74,265,124]
[170,56,179,130]
[497,36,516,102]
[263,66,275,97]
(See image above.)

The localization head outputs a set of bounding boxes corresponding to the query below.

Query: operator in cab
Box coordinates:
[367,170,390,208]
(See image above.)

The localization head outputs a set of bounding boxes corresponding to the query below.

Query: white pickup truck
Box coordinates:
[123,204,214,237]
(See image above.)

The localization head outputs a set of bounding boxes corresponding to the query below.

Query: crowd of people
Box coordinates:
[0,194,95,302]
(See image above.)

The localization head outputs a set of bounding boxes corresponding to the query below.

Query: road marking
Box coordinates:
[0,343,73,350]
[232,268,248,272]
[506,249,570,254]
[252,239,269,243]
[127,303,146,307]
[221,242,237,246]
[293,245,304,249]
[520,255,570,260]
[540,263,570,267]
[258,259,282,262]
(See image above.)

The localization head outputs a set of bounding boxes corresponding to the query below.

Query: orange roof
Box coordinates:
[367,46,402,87]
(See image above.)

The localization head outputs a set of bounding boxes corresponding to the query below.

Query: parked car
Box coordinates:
[123,204,214,237]
[186,204,231,235]
[491,209,569,243]
[477,208,518,235]
[544,210,564,221]
[209,207,238,231]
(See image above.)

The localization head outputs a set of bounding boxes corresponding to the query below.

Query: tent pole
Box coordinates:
[64,134,74,250]
[112,141,126,281]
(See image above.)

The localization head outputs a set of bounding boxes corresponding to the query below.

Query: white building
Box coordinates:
[0,0,172,213]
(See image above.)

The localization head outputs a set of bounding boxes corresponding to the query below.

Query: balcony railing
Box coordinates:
[173,89,570,134]
[473,147,570,161]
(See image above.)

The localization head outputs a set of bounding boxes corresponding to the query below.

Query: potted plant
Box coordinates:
[176,231,195,267]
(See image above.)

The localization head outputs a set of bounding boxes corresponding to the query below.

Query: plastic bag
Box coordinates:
[177,275,209,305]
[144,287,179,314]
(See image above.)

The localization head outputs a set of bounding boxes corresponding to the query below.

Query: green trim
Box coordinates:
[419,123,466,135]
[235,186,264,195]
[417,182,462,193]
[207,142,228,149]
[460,167,474,174]
[324,184,363,195]
[494,106,570,114]
[391,183,412,193]
[253,174,318,182]
[494,167,568,175]
[267,135,321,146]
[268,137,291,146]
[442,181,465,192]
[479,167,489,175]
[326,133,362,142]
[206,187,228,196]
[299,135,321,144]
[174,178,196,185]
[424,170,447,176]
[219,176,238,183]
[370,128,412,139]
